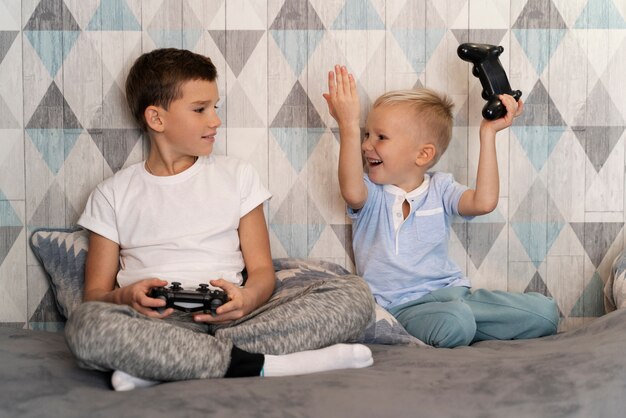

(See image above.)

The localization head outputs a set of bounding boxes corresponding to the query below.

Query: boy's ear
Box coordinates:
[144,106,165,132]
[415,143,436,167]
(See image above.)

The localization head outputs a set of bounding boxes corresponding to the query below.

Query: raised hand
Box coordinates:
[323,65,360,126]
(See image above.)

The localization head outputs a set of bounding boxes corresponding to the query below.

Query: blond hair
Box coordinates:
[373,88,454,165]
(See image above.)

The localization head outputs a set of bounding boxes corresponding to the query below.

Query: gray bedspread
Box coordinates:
[2,309,626,418]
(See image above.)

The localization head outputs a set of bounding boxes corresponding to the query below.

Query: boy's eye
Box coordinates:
[363,132,369,139]
[194,107,205,113]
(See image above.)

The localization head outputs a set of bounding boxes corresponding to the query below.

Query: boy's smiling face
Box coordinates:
[157,79,221,157]
[363,104,428,192]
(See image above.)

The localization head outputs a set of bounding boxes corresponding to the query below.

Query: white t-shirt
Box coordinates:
[77,155,271,289]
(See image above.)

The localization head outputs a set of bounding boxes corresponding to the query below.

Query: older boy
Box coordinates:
[324,65,558,348]
[65,50,374,391]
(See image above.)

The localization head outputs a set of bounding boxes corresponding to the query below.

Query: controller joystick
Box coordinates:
[457,43,522,120]
[149,282,228,316]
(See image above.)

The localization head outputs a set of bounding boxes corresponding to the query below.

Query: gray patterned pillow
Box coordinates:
[606,250,626,312]
[29,228,88,319]
[273,258,426,346]
[28,230,424,346]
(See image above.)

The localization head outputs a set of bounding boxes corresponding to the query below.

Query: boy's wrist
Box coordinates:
[479,123,497,141]
[338,123,361,138]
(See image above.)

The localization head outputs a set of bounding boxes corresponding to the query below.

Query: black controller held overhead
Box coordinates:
[149,282,228,315]
[457,43,522,120]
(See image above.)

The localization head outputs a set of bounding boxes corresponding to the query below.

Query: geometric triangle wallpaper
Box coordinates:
[1,0,625,332]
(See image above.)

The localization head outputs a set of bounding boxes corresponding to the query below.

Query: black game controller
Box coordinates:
[457,43,522,120]
[149,282,228,315]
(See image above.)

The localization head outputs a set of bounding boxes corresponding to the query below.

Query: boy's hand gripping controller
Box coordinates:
[149,282,227,315]
[457,43,522,120]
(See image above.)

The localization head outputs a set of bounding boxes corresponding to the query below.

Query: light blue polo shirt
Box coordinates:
[348,172,471,309]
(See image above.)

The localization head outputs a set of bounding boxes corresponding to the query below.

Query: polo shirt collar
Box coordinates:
[383,174,430,199]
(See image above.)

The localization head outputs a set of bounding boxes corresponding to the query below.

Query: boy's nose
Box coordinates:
[362,138,373,151]
[208,112,221,128]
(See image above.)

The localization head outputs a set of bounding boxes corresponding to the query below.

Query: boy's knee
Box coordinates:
[65,302,133,356]
[339,275,376,310]
[525,293,559,337]
[403,302,476,348]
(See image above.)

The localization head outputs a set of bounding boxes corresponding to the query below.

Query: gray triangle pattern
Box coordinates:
[574,81,625,126]
[511,179,564,223]
[270,0,325,30]
[272,180,326,230]
[393,0,445,29]
[92,82,137,129]
[0,226,23,266]
[0,31,18,64]
[570,222,624,268]
[454,97,469,127]
[525,271,549,295]
[451,222,505,269]
[208,30,264,77]
[226,82,264,128]
[330,224,355,265]
[26,82,82,129]
[524,272,563,317]
[512,0,567,29]
[29,181,77,228]
[451,29,508,46]
[271,81,325,128]
[572,126,625,172]
[515,79,566,126]
[88,128,142,173]
[0,95,20,128]
[29,287,64,323]
[23,0,81,31]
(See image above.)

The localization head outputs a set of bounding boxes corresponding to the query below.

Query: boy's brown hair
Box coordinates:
[125,48,218,132]
[373,88,454,166]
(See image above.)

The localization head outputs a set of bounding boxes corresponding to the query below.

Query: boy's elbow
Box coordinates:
[477,200,498,215]
[342,191,366,210]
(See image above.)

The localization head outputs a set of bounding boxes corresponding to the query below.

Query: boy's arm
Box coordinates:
[323,65,368,209]
[458,95,524,216]
[84,232,172,317]
[198,204,275,323]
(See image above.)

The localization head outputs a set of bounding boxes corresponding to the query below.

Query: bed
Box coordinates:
[2,229,626,417]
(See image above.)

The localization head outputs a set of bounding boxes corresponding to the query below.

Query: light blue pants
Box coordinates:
[388,287,559,348]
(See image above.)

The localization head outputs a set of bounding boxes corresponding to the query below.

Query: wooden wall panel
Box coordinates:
[0,0,624,332]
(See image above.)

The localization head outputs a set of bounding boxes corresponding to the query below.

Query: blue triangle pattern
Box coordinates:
[0,191,22,227]
[147,29,183,49]
[467,207,506,223]
[306,128,325,163]
[512,29,566,75]
[511,221,565,267]
[574,0,626,29]
[392,29,445,74]
[27,129,82,174]
[307,224,325,254]
[271,128,324,173]
[271,30,325,76]
[86,0,141,31]
[271,223,308,258]
[569,272,605,317]
[24,30,81,77]
[332,0,385,30]
[512,126,567,171]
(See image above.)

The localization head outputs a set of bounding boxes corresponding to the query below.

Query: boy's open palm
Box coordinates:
[323,65,360,125]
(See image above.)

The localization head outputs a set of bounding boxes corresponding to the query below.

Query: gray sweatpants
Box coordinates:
[64,274,374,381]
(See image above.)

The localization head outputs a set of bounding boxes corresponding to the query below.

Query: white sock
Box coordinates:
[111,370,160,391]
[262,343,373,377]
